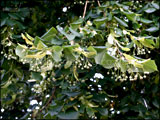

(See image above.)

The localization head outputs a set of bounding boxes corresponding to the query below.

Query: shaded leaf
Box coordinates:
[58,111,79,119]
[145,8,156,13]
[114,16,128,27]
[140,18,153,24]
[41,27,57,40]
[141,59,158,73]
[145,27,159,32]
[101,52,116,69]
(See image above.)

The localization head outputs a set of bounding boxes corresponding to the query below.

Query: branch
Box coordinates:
[83,0,89,19]
[43,86,56,110]
[97,0,101,6]
[32,86,56,118]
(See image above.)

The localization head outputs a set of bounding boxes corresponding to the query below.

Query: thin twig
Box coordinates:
[83,0,89,19]
[32,86,56,118]
[97,0,101,6]
[42,86,56,110]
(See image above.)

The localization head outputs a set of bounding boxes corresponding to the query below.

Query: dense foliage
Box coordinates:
[1,0,160,119]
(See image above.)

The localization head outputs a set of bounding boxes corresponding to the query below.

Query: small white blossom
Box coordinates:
[94,73,104,79]
[111,110,115,114]
[1,108,4,112]
[7,42,12,46]
[110,108,114,111]
[35,106,40,110]
[27,108,32,112]
[91,88,94,91]
[123,30,127,35]
[117,111,120,114]
[39,101,42,106]
[46,50,52,55]
[46,94,50,98]
[30,100,38,105]
[98,88,102,91]
[87,21,92,26]
[92,30,97,35]
[62,7,67,12]
[98,85,101,88]
[90,78,93,81]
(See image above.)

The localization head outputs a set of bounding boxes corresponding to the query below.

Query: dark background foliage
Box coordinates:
[0,0,160,119]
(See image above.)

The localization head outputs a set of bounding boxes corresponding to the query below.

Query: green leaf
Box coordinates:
[63,45,79,61]
[15,44,27,58]
[63,91,81,97]
[57,25,75,41]
[66,34,75,41]
[6,19,16,26]
[145,27,159,32]
[123,53,143,68]
[152,99,159,108]
[6,94,16,104]
[114,16,128,27]
[86,107,95,117]
[69,27,81,37]
[101,52,116,69]
[1,80,12,89]
[115,28,122,36]
[15,21,26,29]
[49,105,63,116]
[21,33,33,45]
[95,108,108,116]
[122,11,137,23]
[8,13,19,20]
[151,3,159,10]
[117,60,127,72]
[25,52,46,59]
[93,17,107,28]
[94,50,105,64]
[141,59,158,73]
[121,47,130,51]
[31,72,42,81]
[138,37,155,49]
[58,111,79,119]
[34,36,44,47]
[34,36,47,49]
[14,69,23,78]
[41,27,57,40]
[86,46,97,58]
[1,18,7,26]
[56,25,67,35]
[64,61,72,69]
[52,46,63,62]
[117,42,130,51]
[70,18,83,29]
[37,40,47,50]
[25,32,34,41]
[155,37,160,49]
[140,18,153,24]
[144,8,156,13]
